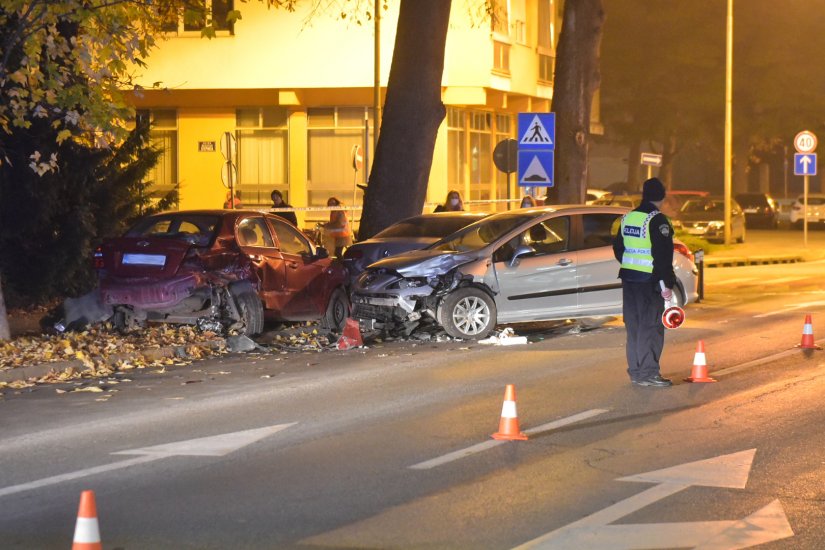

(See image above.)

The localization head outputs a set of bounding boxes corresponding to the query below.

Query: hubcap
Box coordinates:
[452,296,491,336]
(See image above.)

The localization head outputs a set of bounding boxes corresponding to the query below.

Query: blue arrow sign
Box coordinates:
[518,150,554,187]
[518,113,555,150]
[795,153,817,176]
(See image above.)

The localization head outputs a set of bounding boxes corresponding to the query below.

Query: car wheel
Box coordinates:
[438,287,497,340]
[321,287,350,332]
[235,290,264,336]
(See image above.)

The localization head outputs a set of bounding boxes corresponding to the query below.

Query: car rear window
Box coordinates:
[374,216,484,239]
[736,194,767,207]
[127,214,220,245]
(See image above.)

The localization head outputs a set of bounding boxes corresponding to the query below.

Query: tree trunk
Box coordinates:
[546,0,605,205]
[0,279,9,340]
[733,138,749,194]
[358,0,452,239]
[659,133,677,189]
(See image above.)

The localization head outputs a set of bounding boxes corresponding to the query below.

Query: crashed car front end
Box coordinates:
[351,250,490,336]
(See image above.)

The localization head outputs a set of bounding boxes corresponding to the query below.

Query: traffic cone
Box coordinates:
[491,384,528,441]
[797,314,822,350]
[336,318,363,350]
[684,340,716,383]
[72,490,102,550]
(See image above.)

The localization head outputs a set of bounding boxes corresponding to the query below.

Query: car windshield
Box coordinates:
[681,199,724,214]
[736,195,766,207]
[373,215,483,239]
[429,213,534,253]
[126,214,220,246]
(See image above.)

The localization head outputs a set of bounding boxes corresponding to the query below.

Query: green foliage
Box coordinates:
[0,122,173,306]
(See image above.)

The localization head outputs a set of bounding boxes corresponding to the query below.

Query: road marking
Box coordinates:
[754,300,825,318]
[709,277,758,285]
[0,423,295,498]
[409,409,608,470]
[513,449,794,549]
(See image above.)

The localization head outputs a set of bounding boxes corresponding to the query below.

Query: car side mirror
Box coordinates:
[314,246,330,259]
[509,244,536,267]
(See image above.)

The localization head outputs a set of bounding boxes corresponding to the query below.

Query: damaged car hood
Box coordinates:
[367,248,479,276]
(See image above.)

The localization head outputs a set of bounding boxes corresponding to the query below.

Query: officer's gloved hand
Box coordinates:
[660,286,673,301]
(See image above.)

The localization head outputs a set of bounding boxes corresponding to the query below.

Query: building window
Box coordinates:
[537,0,555,82]
[162,0,235,34]
[307,107,373,207]
[447,108,466,193]
[235,107,288,207]
[137,109,179,207]
[469,112,492,202]
[495,113,514,208]
[493,41,510,74]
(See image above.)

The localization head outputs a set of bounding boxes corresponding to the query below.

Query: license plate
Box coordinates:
[687,228,706,235]
[122,253,166,267]
[744,207,758,213]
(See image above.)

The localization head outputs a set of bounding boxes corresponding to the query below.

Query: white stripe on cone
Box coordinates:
[500,401,517,418]
[693,352,707,366]
[73,517,100,544]
[803,324,813,335]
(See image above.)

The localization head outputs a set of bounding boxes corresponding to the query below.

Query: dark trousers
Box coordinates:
[622,280,665,381]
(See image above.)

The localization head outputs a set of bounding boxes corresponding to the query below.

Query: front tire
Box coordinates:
[321,288,350,332]
[235,291,264,336]
[438,287,497,340]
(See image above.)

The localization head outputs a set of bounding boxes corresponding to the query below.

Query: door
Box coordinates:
[493,216,579,323]
[575,212,624,314]
[269,217,329,318]
[236,216,288,313]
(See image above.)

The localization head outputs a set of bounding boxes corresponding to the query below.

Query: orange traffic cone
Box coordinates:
[684,340,716,383]
[491,384,528,441]
[72,490,102,550]
[797,314,822,350]
[336,318,363,350]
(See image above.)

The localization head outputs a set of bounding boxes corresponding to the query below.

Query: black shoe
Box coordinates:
[631,375,672,387]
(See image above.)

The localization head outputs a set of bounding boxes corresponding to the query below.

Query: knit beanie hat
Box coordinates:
[642,178,666,202]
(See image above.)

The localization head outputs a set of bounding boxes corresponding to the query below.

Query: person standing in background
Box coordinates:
[434,190,464,212]
[270,190,298,226]
[324,196,353,258]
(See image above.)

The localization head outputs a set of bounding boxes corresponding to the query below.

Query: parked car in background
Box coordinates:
[790,193,825,228]
[351,205,697,340]
[586,189,609,204]
[591,193,642,209]
[775,198,796,227]
[342,212,489,284]
[673,196,746,243]
[666,190,710,219]
[95,210,349,335]
[736,192,779,228]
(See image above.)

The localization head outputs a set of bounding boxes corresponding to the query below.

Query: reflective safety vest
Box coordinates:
[620,210,659,273]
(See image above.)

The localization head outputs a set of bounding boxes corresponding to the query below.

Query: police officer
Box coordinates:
[613,178,676,387]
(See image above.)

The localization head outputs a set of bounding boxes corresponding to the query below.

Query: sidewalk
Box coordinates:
[702,229,825,267]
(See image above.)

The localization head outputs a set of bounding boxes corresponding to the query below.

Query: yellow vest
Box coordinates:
[620,210,659,273]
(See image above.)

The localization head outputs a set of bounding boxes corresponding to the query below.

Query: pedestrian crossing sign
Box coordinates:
[518,113,555,150]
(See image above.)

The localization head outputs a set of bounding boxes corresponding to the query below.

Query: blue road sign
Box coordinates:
[795,153,817,176]
[518,113,555,150]
[518,150,554,187]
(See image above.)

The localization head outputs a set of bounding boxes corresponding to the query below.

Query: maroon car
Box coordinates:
[95,210,349,335]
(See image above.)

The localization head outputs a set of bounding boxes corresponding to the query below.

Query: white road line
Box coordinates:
[0,456,159,498]
[409,409,609,470]
[754,300,825,318]
[713,341,825,377]
[768,276,806,284]
[709,277,758,285]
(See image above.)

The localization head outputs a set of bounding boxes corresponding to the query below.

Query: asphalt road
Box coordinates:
[1,243,824,548]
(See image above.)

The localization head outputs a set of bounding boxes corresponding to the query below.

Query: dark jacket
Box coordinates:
[271,205,297,227]
[612,201,677,288]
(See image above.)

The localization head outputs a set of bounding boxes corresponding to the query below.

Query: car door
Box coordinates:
[575,212,624,314]
[268,217,329,319]
[493,215,579,323]
[236,216,288,313]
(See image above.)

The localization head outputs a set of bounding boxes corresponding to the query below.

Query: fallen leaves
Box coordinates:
[0,324,226,387]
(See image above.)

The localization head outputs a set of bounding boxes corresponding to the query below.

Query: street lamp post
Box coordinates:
[724,0,733,245]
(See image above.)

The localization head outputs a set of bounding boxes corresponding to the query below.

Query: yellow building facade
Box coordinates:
[131,0,567,227]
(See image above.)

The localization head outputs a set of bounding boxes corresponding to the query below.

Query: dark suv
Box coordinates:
[735,193,778,229]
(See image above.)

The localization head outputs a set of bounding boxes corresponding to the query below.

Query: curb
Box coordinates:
[0,339,226,386]
[704,255,805,268]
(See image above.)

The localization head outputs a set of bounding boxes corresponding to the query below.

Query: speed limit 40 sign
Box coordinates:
[794,130,817,154]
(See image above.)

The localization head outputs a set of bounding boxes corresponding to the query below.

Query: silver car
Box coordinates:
[351,205,697,340]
